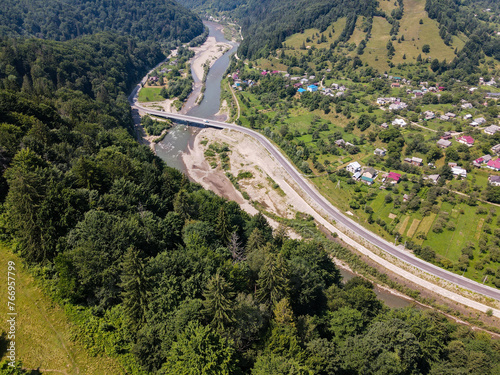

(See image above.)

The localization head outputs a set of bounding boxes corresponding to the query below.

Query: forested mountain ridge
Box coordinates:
[178,0,500,65]
[0,0,204,45]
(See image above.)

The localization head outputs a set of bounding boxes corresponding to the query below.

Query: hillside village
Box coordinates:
[229,67,500,191]
[224,52,500,285]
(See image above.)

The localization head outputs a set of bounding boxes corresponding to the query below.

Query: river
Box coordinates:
[154,21,238,173]
[152,21,417,310]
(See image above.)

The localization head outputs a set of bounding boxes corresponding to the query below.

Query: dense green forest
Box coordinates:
[178,0,380,59]
[0,0,204,45]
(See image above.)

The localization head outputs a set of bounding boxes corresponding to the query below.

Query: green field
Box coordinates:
[362,16,393,72]
[0,245,122,374]
[393,0,458,64]
[138,86,164,102]
[284,18,346,51]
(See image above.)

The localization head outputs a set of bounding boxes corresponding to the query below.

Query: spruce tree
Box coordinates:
[215,205,232,245]
[202,272,236,331]
[256,253,289,308]
[120,247,150,330]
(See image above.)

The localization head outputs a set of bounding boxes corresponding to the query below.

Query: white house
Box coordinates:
[492,144,500,154]
[474,117,486,125]
[489,175,500,186]
[484,125,500,135]
[346,161,361,173]
[451,166,467,178]
[392,118,407,127]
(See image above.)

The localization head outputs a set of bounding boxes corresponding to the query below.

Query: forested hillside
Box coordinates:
[0,0,204,44]
[179,0,500,66]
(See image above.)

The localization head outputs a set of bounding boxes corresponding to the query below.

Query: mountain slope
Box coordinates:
[179,0,500,68]
[0,0,204,44]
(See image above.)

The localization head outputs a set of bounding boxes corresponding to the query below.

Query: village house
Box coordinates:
[451,166,467,178]
[387,172,402,184]
[408,157,423,166]
[389,102,408,111]
[445,112,456,118]
[361,176,374,185]
[492,144,500,155]
[456,135,474,147]
[377,97,397,105]
[474,117,486,125]
[440,115,449,121]
[380,122,389,129]
[486,92,500,99]
[473,158,483,167]
[461,103,473,109]
[487,158,500,171]
[335,139,346,147]
[352,171,362,180]
[307,84,318,92]
[424,174,440,184]
[441,131,452,140]
[437,139,452,149]
[392,118,407,127]
[474,155,492,167]
[463,114,473,120]
[489,175,500,186]
[362,167,377,179]
[374,148,386,156]
[484,125,500,135]
[346,161,362,173]
[423,111,435,120]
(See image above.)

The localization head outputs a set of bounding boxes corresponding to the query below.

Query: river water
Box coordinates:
[154,21,238,173]
[152,21,416,310]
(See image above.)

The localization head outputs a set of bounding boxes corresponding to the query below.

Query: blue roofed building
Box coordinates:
[307,85,318,92]
[361,176,374,185]
[297,88,306,94]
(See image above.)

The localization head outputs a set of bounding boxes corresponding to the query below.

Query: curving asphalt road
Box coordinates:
[130,87,500,302]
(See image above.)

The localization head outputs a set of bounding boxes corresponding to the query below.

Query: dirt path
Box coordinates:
[451,189,500,208]
[228,82,241,122]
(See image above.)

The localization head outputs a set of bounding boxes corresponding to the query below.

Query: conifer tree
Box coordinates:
[256,253,289,308]
[247,227,265,252]
[202,271,236,331]
[120,247,150,330]
[215,205,232,245]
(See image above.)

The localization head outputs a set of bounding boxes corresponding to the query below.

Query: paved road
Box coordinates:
[130,92,500,301]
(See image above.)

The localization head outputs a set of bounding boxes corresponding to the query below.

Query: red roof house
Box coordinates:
[487,158,500,171]
[457,136,474,147]
[387,172,402,183]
